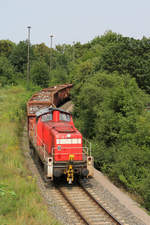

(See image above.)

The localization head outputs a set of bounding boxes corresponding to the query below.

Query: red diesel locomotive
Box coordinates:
[27,84,94,184]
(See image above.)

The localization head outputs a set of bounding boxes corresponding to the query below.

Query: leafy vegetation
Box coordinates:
[1,31,150,211]
[0,86,60,225]
[72,72,150,209]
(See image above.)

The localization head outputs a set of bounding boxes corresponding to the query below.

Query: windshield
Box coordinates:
[59,112,70,122]
[41,113,53,122]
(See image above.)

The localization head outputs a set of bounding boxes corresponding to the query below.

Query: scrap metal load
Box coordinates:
[27,84,73,116]
[27,84,94,184]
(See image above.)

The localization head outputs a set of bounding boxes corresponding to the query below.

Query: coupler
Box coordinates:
[64,154,74,184]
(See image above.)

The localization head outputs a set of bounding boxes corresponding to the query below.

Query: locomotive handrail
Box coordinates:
[34,134,48,160]
[52,146,88,154]
[51,146,89,162]
[82,137,92,156]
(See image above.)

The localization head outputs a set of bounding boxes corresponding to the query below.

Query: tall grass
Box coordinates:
[0,85,60,225]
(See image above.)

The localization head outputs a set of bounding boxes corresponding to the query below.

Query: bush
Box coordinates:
[0,56,15,86]
[30,60,49,88]
[72,71,150,210]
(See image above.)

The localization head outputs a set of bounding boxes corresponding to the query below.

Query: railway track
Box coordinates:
[30,141,124,224]
[23,121,145,225]
[55,180,124,225]
[22,97,146,225]
[28,101,126,225]
[32,149,124,224]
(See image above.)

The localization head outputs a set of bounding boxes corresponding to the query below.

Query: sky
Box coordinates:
[0,0,150,47]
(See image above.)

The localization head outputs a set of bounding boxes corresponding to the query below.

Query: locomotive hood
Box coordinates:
[53,126,75,133]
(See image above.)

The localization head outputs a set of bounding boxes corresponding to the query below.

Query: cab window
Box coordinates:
[41,113,52,122]
[59,112,70,122]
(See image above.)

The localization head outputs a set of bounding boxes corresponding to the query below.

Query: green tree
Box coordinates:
[30,60,49,87]
[55,44,74,68]
[72,71,150,210]
[33,43,50,65]
[0,56,16,86]
[9,41,34,73]
[98,34,150,93]
[0,40,15,58]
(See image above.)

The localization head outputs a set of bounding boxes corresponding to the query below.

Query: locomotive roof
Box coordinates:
[36,107,71,118]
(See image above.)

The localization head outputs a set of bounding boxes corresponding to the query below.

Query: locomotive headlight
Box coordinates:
[88,157,92,165]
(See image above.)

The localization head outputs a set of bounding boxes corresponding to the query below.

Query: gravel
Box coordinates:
[89,170,150,225]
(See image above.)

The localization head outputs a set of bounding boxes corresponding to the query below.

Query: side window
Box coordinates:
[41,113,52,122]
[59,112,70,122]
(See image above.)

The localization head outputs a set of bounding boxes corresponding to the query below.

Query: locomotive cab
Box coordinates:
[33,107,93,184]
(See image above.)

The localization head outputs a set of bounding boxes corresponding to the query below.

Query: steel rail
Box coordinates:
[57,185,90,225]
[79,180,123,225]
[56,182,123,225]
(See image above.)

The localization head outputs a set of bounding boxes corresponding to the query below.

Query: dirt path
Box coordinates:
[93,169,150,225]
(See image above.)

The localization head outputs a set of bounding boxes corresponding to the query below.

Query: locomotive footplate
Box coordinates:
[53,161,87,167]
[53,156,89,184]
